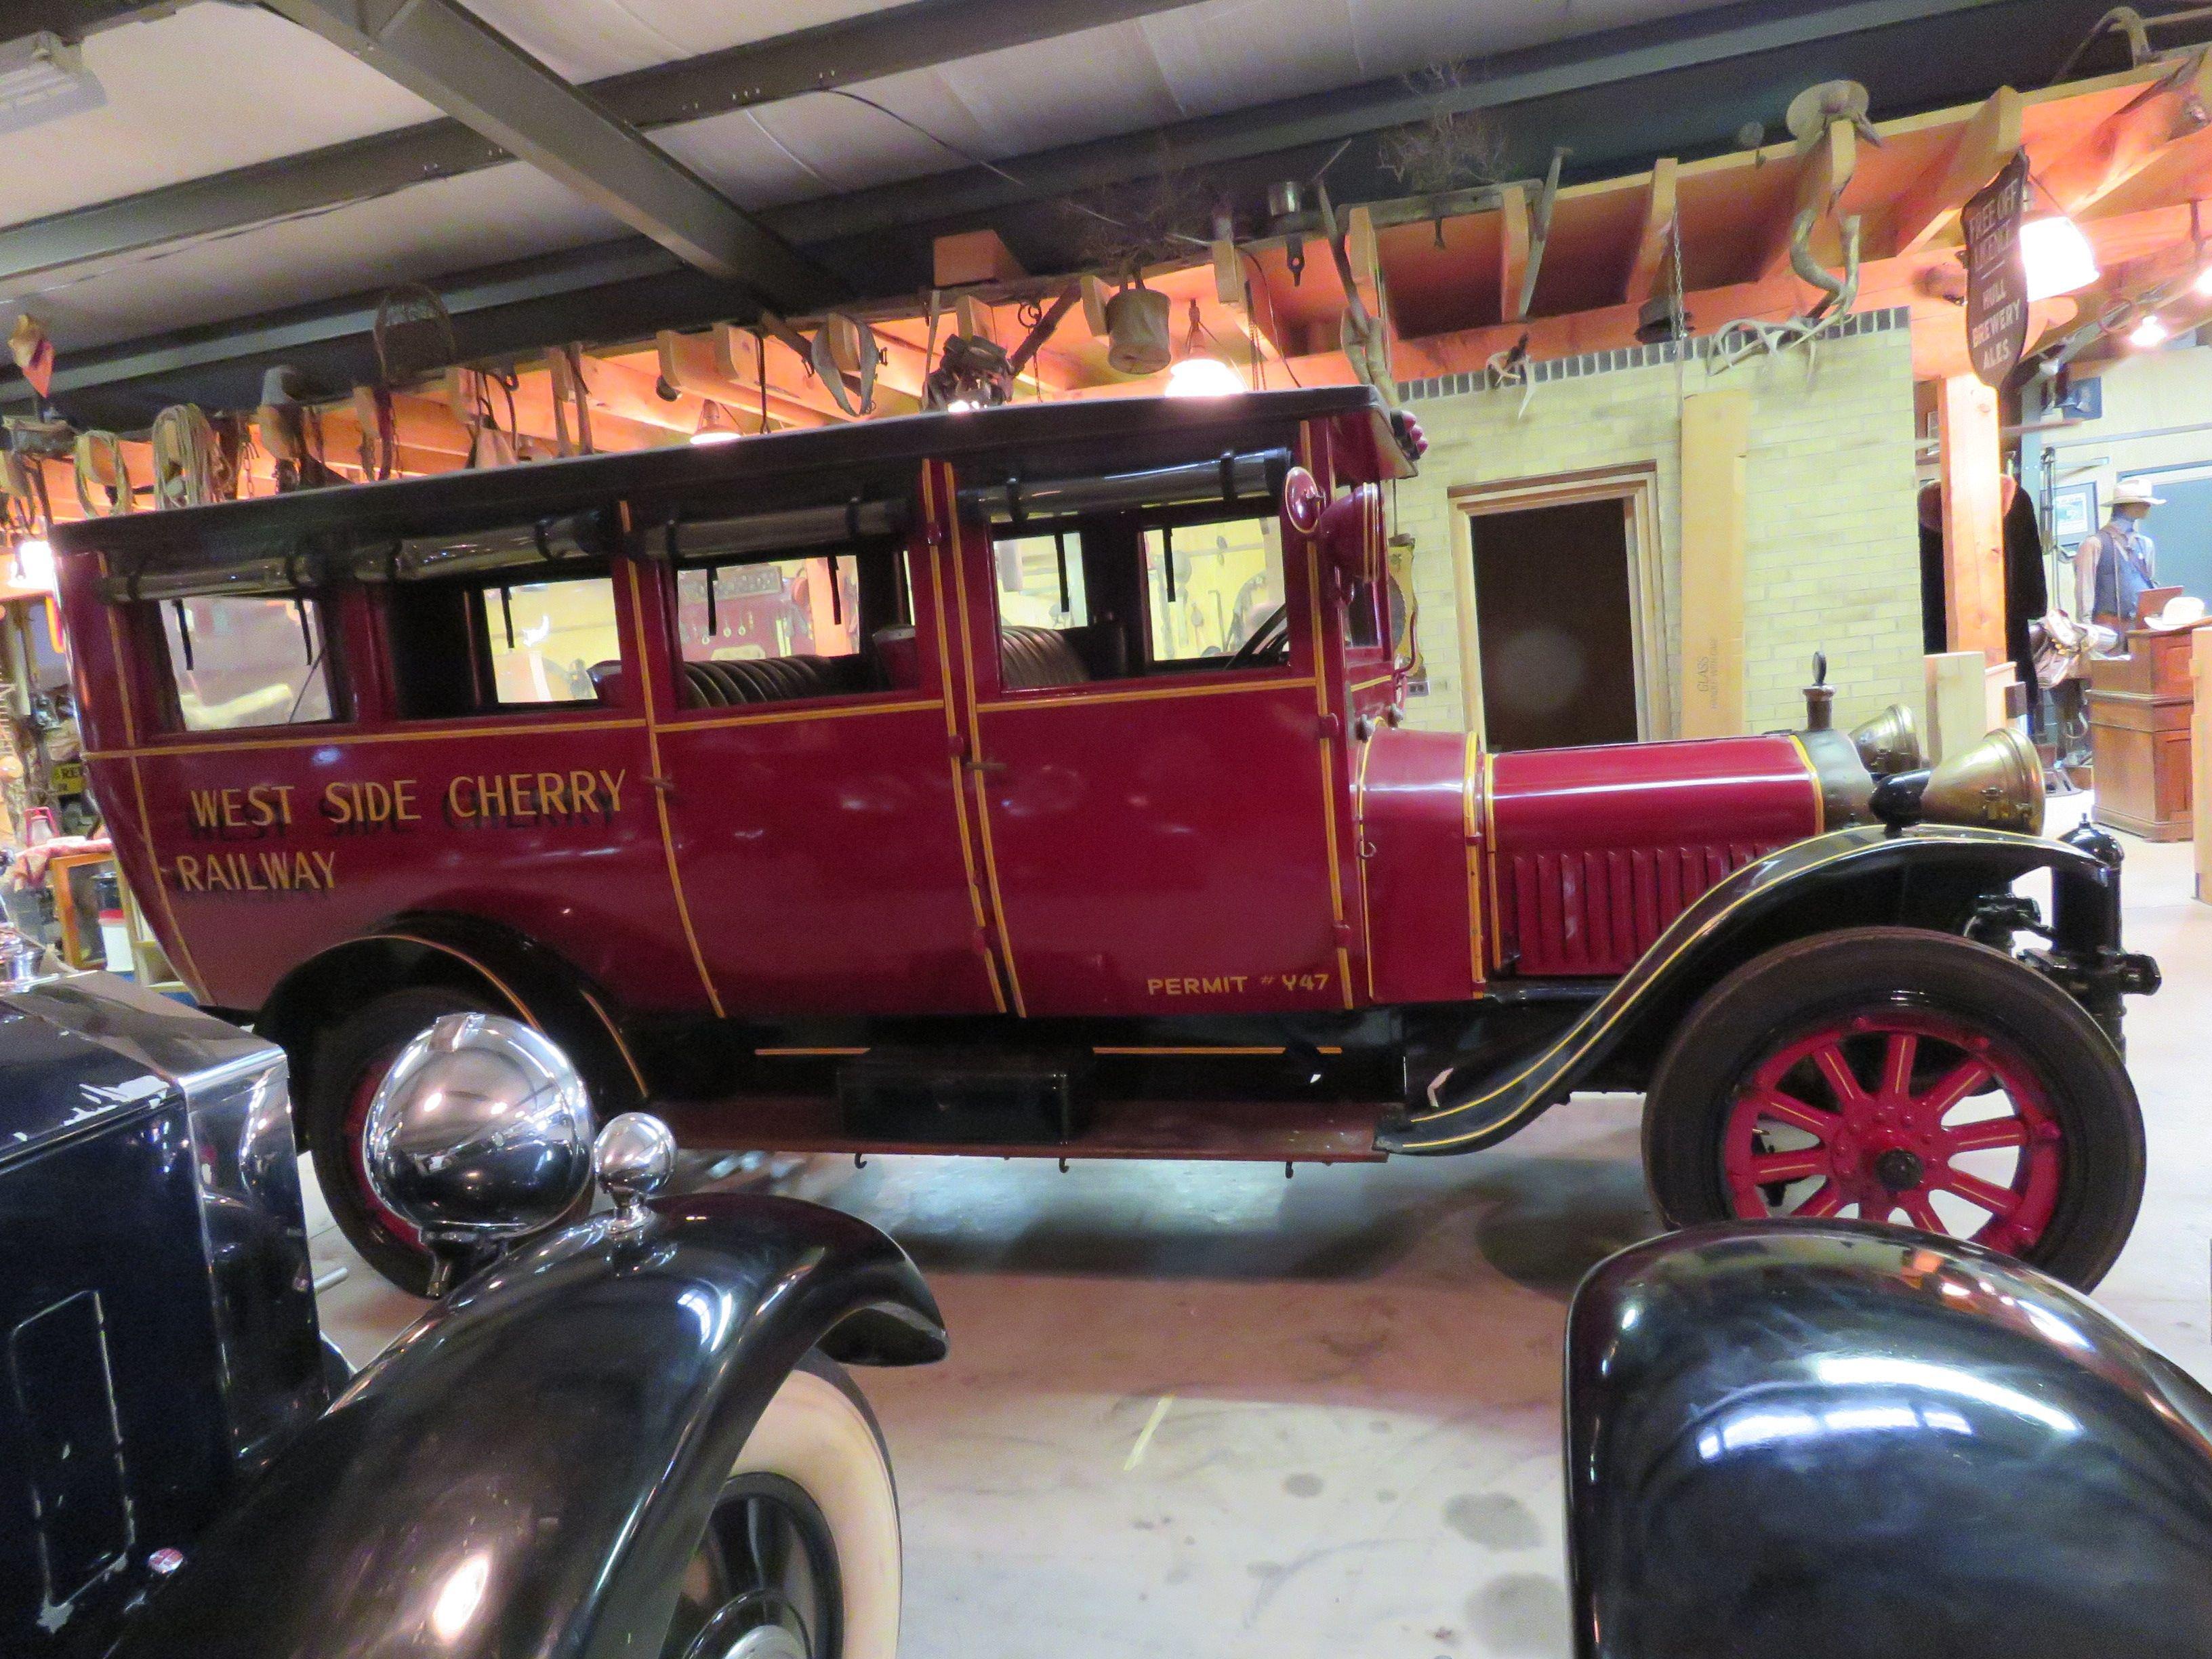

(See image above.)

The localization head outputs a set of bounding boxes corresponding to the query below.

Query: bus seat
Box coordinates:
[874,626,920,690]
[1000,626,1091,691]
[682,656,874,708]
[588,660,625,704]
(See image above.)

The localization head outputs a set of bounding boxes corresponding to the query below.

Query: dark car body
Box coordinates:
[0,969,943,1657]
[1565,1222,2212,1659]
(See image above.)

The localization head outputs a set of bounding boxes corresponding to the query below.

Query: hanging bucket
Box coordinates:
[1104,285,1172,376]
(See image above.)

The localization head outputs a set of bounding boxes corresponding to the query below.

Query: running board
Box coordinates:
[652,1095,1387,1166]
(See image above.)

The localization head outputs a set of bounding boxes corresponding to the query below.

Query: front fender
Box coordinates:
[1564,1223,2212,1658]
[110,1194,944,1659]
[1378,822,2127,1154]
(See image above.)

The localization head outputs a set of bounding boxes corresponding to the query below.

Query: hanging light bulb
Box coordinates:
[2129,313,2171,349]
[1166,355,1246,397]
[2020,216,2100,302]
[689,400,741,445]
[1163,298,1247,398]
[12,537,52,593]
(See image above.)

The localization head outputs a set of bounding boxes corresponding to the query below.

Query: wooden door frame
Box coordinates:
[1448,466,1671,745]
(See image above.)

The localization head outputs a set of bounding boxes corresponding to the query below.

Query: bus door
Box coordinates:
[945,473,1356,1018]
[653,473,1006,1017]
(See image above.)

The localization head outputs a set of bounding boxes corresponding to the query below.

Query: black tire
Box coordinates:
[661,1353,902,1659]
[302,985,496,1296]
[1641,926,2145,1290]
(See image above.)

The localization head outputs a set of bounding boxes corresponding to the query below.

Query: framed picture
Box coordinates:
[2049,482,2097,546]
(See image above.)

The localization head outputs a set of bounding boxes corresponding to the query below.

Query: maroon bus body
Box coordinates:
[59,420,1819,1035]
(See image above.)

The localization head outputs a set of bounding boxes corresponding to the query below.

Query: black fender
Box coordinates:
[109,1193,945,1659]
[1563,1221,2212,1659]
[255,910,647,1140]
[1378,821,2133,1154]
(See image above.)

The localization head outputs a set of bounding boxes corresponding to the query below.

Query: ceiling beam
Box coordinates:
[2043,48,2212,214]
[0,0,1196,304]
[1621,157,1679,304]
[1892,86,2024,252]
[260,0,821,304]
[1759,117,1858,276]
[767,0,2032,247]
[1498,185,1532,325]
[6,0,2139,422]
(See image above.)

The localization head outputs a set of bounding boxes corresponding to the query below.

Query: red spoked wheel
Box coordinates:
[1719,1009,2063,1254]
[1642,928,2145,1289]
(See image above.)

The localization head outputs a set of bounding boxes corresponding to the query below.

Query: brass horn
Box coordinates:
[1849,703,1923,776]
[1871,726,2044,836]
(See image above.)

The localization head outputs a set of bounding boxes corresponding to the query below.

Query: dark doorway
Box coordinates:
[1469,497,1639,752]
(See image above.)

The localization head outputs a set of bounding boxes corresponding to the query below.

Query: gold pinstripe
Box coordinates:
[625,562,724,1017]
[921,462,1007,1015]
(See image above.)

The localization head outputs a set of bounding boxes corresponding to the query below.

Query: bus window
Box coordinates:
[160,596,333,731]
[483,576,621,705]
[676,556,860,663]
[994,532,1088,630]
[1142,515,1285,663]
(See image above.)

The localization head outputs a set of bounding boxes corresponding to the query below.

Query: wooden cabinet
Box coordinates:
[2087,623,2207,840]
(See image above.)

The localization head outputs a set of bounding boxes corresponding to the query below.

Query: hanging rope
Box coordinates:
[73,430,134,516]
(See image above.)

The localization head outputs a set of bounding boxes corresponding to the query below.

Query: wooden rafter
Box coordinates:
[655,329,827,430]
[1622,157,1679,305]
[1760,119,1858,276]
[2043,51,2212,216]
[1894,87,2024,252]
[1499,183,1531,323]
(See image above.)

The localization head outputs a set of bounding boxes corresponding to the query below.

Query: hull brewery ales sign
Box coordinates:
[1963,152,2030,387]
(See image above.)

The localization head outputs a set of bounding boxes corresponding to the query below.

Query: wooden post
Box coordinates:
[1925,649,1989,762]
[1938,374,2008,661]
[2194,626,2212,902]
[1679,390,1752,737]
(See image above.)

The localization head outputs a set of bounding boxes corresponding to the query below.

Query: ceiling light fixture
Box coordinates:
[2194,264,2212,297]
[0,33,103,136]
[2020,216,2099,302]
[1166,300,1245,399]
[2129,314,2171,349]
[11,537,52,594]
[689,400,741,445]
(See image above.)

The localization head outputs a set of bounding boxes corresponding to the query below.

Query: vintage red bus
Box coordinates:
[55,388,2158,1291]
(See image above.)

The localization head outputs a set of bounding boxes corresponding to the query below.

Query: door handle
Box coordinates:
[965,757,1008,775]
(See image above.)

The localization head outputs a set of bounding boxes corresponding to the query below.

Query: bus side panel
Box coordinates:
[117,727,707,1015]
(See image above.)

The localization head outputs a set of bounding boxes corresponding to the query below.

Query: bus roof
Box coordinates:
[56,386,1404,566]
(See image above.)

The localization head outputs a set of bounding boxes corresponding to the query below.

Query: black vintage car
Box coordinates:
[0,960,942,1659]
[1565,1221,2212,1659]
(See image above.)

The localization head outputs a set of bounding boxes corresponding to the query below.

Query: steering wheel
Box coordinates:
[1227,603,1290,668]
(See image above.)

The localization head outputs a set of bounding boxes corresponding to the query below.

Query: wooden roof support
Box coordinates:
[1516,148,1568,319]
[1760,119,1857,276]
[656,329,827,430]
[2043,50,2212,216]
[1622,157,1679,305]
[1894,87,2022,253]
[1499,183,1531,324]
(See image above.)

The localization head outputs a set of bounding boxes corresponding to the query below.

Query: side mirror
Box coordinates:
[364,1013,596,1295]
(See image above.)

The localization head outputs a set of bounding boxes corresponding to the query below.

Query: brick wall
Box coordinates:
[1391,309,1923,739]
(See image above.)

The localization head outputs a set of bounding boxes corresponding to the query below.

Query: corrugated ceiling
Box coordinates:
[1,0,1736,353]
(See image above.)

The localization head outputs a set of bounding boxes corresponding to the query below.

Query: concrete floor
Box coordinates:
[310,795,2212,1659]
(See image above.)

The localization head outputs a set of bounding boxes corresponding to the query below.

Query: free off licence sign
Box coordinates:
[1963,152,2030,388]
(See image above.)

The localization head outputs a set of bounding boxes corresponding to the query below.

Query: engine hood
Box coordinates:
[1487,735,1824,977]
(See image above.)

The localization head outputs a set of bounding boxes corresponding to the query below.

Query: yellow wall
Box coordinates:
[1391,311,1923,739]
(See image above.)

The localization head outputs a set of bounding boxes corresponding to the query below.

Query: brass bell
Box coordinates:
[1849,704,1923,776]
